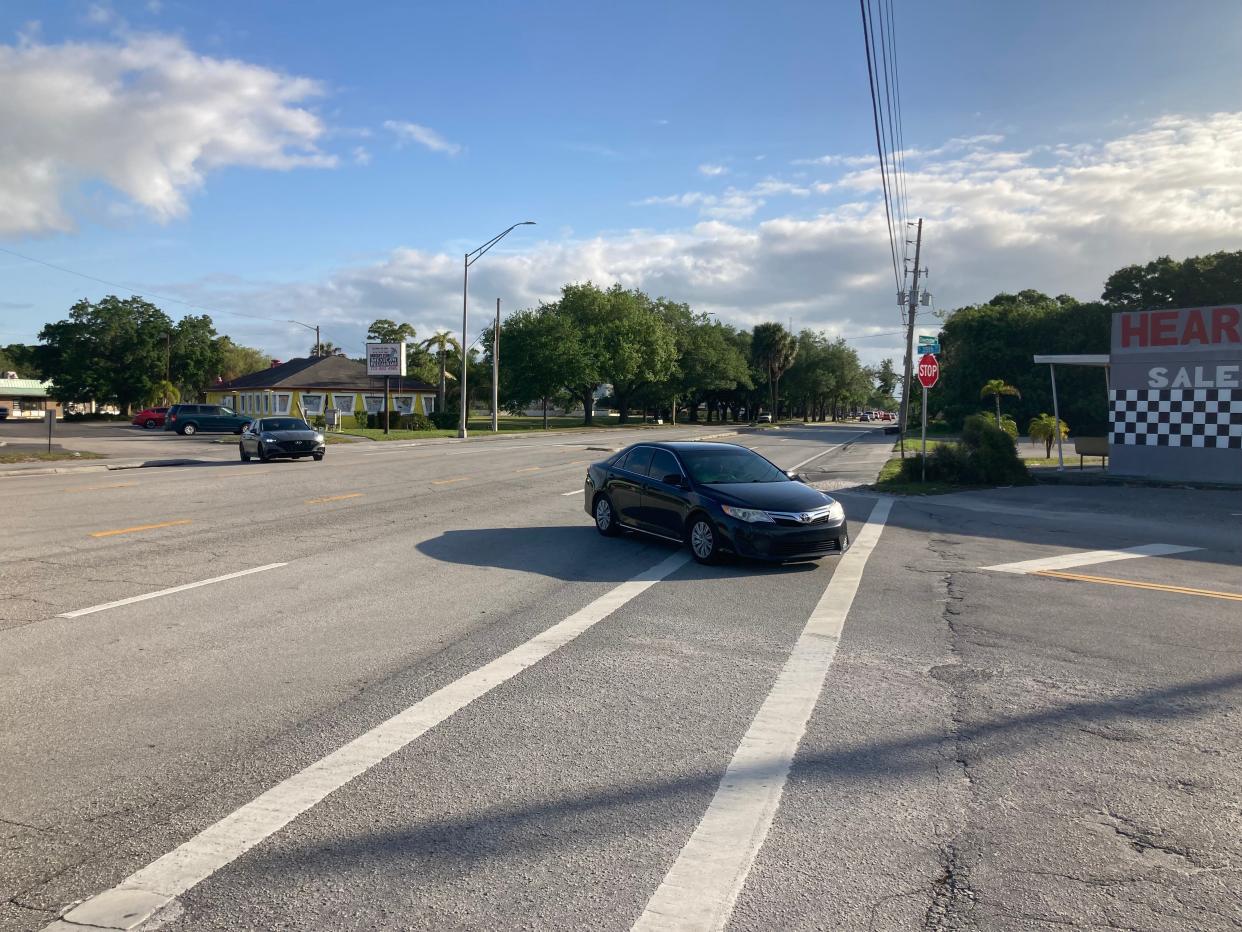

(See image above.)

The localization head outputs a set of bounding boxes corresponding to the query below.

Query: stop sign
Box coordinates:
[917,354,939,389]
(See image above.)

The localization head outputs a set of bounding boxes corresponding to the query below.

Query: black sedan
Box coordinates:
[583,441,849,564]
[239,417,326,462]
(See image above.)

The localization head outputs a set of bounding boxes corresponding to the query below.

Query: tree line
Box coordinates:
[474,282,893,426]
[20,284,897,422]
[19,296,270,412]
[932,249,1242,435]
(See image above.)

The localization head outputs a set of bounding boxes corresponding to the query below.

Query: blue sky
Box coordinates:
[2,0,1241,363]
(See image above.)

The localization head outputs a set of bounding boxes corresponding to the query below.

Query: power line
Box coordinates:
[0,244,292,327]
[858,0,902,299]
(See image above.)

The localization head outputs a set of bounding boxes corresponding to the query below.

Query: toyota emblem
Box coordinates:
[801,513,812,522]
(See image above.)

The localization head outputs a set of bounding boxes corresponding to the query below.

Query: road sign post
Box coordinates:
[916,354,940,483]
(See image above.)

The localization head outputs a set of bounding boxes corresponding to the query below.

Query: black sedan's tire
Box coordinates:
[312,453,324,461]
[257,445,269,463]
[593,494,621,537]
[239,444,250,462]
[687,514,721,565]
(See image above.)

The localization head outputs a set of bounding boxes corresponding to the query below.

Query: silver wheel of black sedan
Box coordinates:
[688,516,720,564]
[594,495,620,537]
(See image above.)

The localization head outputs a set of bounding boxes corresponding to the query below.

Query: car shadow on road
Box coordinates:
[416,525,820,583]
[232,668,1242,879]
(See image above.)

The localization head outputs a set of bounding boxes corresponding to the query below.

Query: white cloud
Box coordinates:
[698,163,728,176]
[0,32,334,237]
[163,112,1242,368]
[351,146,371,166]
[382,119,461,156]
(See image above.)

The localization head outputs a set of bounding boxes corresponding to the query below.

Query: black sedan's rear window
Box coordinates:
[679,448,788,484]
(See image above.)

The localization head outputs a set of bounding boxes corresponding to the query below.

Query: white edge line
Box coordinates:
[50,549,692,932]
[632,497,893,932]
[788,442,845,472]
[561,489,583,496]
[56,564,289,618]
[980,543,1200,574]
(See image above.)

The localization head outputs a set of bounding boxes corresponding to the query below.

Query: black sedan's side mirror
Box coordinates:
[786,470,807,482]
[663,473,688,488]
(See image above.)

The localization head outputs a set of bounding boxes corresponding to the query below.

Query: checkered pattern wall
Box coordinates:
[1110,388,1242,448]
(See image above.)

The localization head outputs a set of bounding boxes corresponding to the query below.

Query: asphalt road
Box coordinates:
[2,424,1239,931]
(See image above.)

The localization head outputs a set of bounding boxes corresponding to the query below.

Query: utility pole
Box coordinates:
[315,325,320,357]
[491,298,500,433]
[898,218,924,459]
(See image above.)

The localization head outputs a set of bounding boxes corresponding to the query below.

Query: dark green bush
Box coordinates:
[899,416,1027,486]
[429,410,456,430]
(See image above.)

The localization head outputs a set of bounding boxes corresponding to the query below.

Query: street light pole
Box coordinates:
[289,320,321,357]
[458,221,535,439]
[492,298,500,433]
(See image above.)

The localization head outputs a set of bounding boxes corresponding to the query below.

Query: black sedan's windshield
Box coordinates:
[260,418,311,432]
[679,448,788,484]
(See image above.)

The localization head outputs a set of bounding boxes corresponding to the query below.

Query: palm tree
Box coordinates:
[751,322,798,420]
[311,340,346,357]
[980,378,1021,426]
[1028,413,1069,457]
[419,331,461,413]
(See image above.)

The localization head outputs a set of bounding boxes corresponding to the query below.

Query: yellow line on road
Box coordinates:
[66,482,138,494]
[90,519,192,538]
[306,493,364,504]
[1035,570,1242,602]
[431,476,469,485]
[515,466,542,473]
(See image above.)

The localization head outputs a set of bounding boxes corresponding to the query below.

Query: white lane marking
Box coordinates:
[633,498,893,932]
[784,432,864,469]
[56,564,288,618]
[561,489,583,496]
[980,543,1200,574]
[52,550,692,932]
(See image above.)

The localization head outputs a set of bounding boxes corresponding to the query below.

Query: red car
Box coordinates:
[132,406,169,429]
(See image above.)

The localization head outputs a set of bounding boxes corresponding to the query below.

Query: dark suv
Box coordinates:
[163,403,251,435]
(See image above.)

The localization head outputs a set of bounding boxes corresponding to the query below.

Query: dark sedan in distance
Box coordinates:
[583,441,849,564]
[239,417,326,462]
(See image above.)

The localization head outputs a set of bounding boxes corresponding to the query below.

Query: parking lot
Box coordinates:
[1,424,1239,931]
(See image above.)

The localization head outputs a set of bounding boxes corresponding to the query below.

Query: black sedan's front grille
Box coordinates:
[770,536,841,556]
[772,513,834,528]
[276,440,312,452]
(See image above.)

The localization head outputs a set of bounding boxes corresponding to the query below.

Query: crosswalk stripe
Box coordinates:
[47,549,692,932]
[633,498,893,932]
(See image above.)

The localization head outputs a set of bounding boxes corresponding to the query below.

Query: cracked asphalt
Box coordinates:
[1,423,1239,931]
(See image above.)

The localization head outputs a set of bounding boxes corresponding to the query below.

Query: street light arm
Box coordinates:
[465,221,536,267]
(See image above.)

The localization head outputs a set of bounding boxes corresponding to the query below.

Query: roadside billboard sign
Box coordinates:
[366,343,407,377]
[1109,306,1242,483]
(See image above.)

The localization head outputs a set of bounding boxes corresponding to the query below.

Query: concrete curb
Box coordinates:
[0,463,113,478]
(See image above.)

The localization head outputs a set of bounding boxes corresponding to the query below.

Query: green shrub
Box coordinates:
[396,413,434,431]
[308,414,327,430]
[899,442,980,484]
[354,409,369,430]
[429,410,456,430]
[903,416,1027,486]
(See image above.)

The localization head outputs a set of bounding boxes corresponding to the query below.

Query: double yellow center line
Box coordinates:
[1035,569,1242,602]
[91,519,192,538]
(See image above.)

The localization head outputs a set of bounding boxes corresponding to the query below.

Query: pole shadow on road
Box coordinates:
[227,669,1242,875]
[416,526,818,583]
